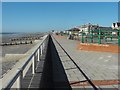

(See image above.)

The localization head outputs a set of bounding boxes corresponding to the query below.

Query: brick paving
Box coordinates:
[52,35,119,89]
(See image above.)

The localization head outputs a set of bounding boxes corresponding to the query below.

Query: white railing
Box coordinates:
[2,34,49,89]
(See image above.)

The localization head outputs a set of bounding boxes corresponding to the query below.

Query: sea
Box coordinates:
[0,32,45,43]
[0,32,24,43]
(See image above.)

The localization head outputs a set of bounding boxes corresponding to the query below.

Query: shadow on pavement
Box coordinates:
[39,35,72,89]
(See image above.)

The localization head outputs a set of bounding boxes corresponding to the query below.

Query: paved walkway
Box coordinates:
[52,35,119,89]
[2,35,119,89]
[21,44,47,88]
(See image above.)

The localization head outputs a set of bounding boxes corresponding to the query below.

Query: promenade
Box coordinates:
[52,35,119,89]
[2,34,119,89]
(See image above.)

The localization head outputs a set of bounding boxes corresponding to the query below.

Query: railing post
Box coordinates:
[43,42,45,50]
[32,55,35,74]
[17,69,22,89]
[105,36,107,42]
[0,79,1,90]
[118,30,120,46]
[90,30,93,43]
[16,76,20,89]
[98,29,101,44]
[37,48,40,61]
[110,32,112,41]
[42,43,44,51]
[104,33,107,42]
[82,30,84,43]
[40,44,43,56]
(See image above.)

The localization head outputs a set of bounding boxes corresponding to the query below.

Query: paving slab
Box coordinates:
[52,35,119,89]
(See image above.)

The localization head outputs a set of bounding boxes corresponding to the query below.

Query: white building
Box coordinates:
[112,22,120,29]
[76,23,99,35]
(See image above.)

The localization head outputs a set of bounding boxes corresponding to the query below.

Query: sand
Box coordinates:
[1,33,46,76]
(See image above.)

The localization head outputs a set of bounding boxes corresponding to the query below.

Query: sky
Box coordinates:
[2,2,118,32]
[1,0,120,2]
[0,2,2,33]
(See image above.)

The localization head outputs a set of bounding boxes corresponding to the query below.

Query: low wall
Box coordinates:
[77,43,120,53]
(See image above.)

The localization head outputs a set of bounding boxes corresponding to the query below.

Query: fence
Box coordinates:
[2,34,49,89]
[81,29,120,46]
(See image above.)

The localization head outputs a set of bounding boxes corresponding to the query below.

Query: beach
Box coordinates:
[1,32,46,76]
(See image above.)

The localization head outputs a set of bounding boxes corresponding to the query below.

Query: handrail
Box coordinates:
[3,34,49,89]
[4,69,22,89]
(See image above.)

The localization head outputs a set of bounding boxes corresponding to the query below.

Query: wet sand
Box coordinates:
[2,43,36,57]
[1,43,36,75]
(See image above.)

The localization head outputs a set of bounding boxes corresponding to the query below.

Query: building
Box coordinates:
[75,23,99,35]
[65,23,114,35]
[112,22,120,29]
[63,30,71,35]
[64,28,80,35]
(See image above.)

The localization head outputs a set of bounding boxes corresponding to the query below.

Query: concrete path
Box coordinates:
[52,35,119,89]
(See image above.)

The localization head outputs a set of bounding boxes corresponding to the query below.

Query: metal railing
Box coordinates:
[3,34,49,89]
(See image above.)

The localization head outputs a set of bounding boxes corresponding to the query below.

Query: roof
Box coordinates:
[117,22,120,27]
[99,27,112,30]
